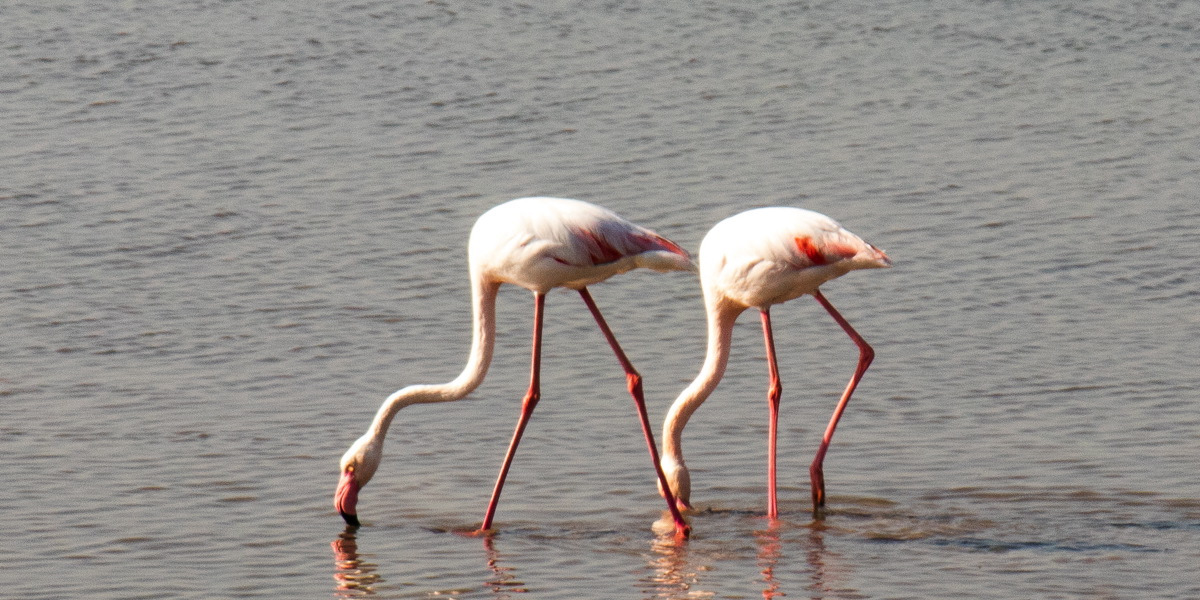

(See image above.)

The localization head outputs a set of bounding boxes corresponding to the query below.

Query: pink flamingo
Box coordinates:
[335,197,692,537]
[659,207,892,519]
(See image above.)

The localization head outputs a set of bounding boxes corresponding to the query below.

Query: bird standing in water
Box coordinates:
[335,197,693,537]
[660,207,891,519]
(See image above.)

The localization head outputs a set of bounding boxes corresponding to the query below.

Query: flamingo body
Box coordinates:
[335,197,693,537]
[700,207,887,308]
[661,207,891,518]
[469,197,692,292]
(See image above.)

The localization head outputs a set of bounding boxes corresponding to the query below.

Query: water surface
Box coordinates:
[4,0,1198,598]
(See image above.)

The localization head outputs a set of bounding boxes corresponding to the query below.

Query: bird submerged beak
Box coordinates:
[335,469,361,527]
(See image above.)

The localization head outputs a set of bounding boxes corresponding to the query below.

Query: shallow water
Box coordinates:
[4,0,1199,598]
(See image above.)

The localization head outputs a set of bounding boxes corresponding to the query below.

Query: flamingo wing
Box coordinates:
[701,207,887,308]
[469,197,693,292]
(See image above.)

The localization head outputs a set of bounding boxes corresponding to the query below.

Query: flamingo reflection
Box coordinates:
[755,522,783,599]
[331,528,382,597]
[643,512,863,599]
[643,534,702,598]
[482,537,528,597]
[803,522,857,597]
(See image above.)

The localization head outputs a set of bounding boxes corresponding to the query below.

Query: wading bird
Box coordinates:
[659,207,891,519]
[335,197,693,537]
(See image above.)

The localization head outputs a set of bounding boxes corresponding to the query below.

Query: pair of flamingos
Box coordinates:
[334,197,892,538]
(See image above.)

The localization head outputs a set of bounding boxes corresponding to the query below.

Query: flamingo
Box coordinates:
[334,196,692,537]
[659,207,892,519]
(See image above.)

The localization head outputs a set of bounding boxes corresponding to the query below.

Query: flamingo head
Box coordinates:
[659,454,693,513]
[335,433,382,527]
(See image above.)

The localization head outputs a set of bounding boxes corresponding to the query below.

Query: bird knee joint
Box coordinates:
[626,372,642,392]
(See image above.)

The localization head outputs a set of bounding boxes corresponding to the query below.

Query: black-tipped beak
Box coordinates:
[340,511,361,527]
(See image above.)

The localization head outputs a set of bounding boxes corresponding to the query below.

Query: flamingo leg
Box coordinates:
[759,309,782,520]
[809,289,874,513]
[479,291,545,532]
[578,288,691,538]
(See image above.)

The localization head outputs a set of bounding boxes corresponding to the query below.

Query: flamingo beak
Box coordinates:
[335,469,361,527]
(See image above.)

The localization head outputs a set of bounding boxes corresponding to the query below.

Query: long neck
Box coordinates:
[662,297,743,462]
[368,276,499,439]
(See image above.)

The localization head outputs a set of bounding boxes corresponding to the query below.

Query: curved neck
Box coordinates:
[662,297,743,461]
[369,277,499,439]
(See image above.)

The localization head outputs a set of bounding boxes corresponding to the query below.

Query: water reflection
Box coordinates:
[643,532,703,599]
[642,512,865,600]
[755,522,783,599]
[331,528,382,597]
[755,520,860,600]
[482,536,529,597]
[801,521,858,599]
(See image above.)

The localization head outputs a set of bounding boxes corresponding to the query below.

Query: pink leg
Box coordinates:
[578,288,691,538]
[479,292,545,533]
[809,290,874,512]
[759,309,782,520]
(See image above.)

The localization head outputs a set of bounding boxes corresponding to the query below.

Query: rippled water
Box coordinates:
[4,0,1199,598]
